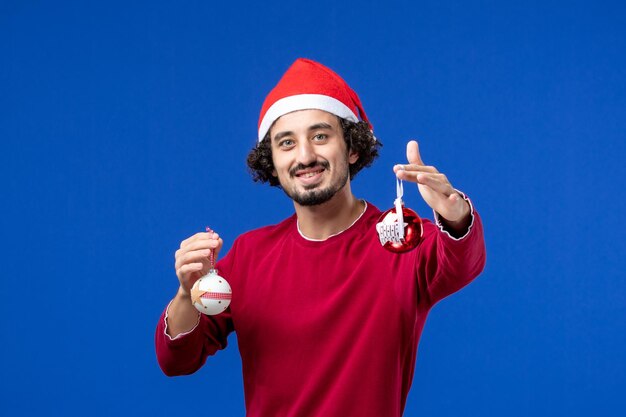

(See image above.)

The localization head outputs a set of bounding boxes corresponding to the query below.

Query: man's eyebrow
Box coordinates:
[308,122,333,131]
[273,130,294,142]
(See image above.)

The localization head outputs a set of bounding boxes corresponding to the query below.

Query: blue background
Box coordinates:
[1,1,624,415]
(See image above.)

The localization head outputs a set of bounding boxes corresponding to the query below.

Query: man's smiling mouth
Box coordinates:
[295,167,325,178]
[290,161,330,179]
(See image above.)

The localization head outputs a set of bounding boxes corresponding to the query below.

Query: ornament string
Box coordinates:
[395,179,405,240]
[206,226,216,271]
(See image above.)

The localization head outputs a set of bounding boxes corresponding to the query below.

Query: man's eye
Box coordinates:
[313,134,327,141]
[279,139,294,148]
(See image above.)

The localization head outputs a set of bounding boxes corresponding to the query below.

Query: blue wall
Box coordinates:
[1,1,624,415]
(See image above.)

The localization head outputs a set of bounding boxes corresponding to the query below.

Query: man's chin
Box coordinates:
[302,183,322,191]
[281,169,349,206]
[288,187,336,206]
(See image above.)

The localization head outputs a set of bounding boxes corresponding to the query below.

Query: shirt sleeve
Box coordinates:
[415,193,487,308]
[155,304,234,376]
[433,189,477,241]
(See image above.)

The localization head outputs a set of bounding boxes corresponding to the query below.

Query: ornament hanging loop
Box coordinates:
[206,226,217,273]
[394,179,405,240]
[396,178,404,202]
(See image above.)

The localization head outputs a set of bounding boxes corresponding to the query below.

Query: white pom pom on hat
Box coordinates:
[257,58,373,143]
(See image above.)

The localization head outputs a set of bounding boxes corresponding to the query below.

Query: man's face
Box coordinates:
[269,109,358,206]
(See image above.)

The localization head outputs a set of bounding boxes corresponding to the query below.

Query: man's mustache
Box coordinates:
[289,161,330,177]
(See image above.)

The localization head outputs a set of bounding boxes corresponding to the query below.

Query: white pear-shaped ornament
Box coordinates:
[190,227,232,315]
[191,268,232,315]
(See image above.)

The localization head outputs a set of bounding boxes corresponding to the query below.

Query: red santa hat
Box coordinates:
[257,58,373,142]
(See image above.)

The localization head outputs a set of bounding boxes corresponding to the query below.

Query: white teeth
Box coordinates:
[299,170,322,178]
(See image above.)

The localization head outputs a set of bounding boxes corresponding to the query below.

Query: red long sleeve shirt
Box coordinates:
[156,200,486,417]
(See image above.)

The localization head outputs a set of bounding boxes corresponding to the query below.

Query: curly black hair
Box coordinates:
[246,117,382,187]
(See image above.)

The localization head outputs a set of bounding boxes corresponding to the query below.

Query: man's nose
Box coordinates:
[296,140,316,165]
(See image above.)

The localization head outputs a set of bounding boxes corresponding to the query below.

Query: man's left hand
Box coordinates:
[393,140,471,233]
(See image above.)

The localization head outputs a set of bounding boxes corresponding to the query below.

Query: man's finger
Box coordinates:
[406,140,424,166]
[180,232,213,248]
[393,164,438,173]
[181,237,218,253]
[175,249,210,270]
[394,167,439,184]
[415,173,454,196]
[212,238,224,262]
[177,263,204,280]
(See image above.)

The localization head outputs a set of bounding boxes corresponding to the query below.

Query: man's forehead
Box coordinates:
[272,109,340,132]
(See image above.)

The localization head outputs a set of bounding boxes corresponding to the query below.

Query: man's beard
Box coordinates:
[280,160,350,206]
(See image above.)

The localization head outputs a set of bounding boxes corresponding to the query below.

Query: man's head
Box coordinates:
[247,58,381,203]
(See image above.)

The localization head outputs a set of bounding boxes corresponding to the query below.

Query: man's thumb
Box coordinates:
[406,140,424,165]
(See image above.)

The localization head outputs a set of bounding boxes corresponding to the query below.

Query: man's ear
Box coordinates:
[272,169,277,177]
[348,150,359,165]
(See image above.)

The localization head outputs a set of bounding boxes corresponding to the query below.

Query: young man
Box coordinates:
[156,58,486,417]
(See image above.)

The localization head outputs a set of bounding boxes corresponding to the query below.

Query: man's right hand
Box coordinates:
[175,231,224,297]
[165,231,224,338]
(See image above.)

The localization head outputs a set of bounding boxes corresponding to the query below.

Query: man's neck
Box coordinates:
[294,185,365,240]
